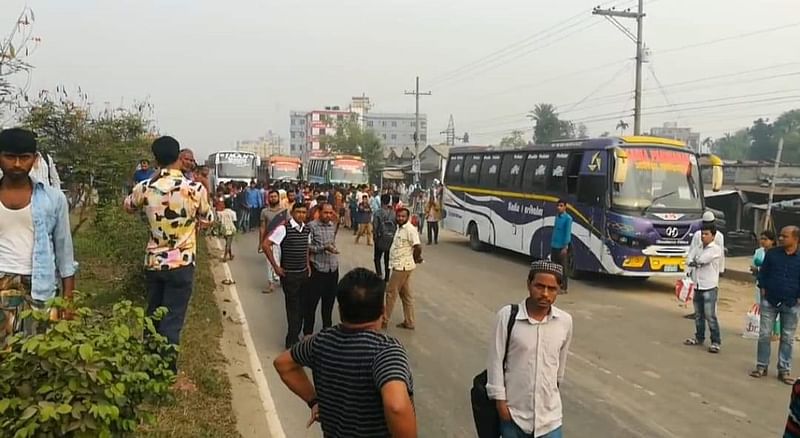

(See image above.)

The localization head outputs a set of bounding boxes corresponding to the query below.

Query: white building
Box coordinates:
[650,122,701,152]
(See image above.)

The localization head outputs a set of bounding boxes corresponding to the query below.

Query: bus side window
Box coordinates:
[523,153,549,192]
[479,154,501,189]
[578,174,607,207]
[446,155,464,185]
[499,153,525,190]
[464,154,482,186]
[546,153,568,194]
[566,153,582,195]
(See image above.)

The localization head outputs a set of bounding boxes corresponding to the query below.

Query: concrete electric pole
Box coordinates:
[593,0,645,135]
[405,76,431,184]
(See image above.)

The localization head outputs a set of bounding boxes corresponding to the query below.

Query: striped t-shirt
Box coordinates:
[290,326,414,437]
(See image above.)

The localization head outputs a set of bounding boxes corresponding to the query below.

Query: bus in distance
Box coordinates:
[267,155,302,183]
[206,151,260,187]
[442,136,724,278]
[307,153,368,185]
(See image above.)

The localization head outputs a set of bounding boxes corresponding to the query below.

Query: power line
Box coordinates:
[658,21,800,55]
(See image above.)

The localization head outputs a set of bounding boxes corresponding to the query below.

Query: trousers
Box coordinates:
[281,270,309,349]
[145,265,195,371]
[385,269,415,327]
[374,246,391,281]
[302,268,339,335]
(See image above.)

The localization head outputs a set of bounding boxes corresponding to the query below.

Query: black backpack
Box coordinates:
[471,304,518,438]
[376,209,397,251]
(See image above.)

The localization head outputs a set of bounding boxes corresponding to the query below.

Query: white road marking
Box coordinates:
[718,406,748,419]
[642,370,661,379]
[214,238,286,438]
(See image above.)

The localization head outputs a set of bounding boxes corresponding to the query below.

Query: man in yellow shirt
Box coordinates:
[383,208,422,330]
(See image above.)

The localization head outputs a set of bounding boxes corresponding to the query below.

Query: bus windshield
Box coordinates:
[271,163,300,181]
[330,160,367,185]
[217,152,256,179]
[612,147,702,213]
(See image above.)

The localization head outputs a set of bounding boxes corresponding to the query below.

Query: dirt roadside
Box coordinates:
[206,240,273,438]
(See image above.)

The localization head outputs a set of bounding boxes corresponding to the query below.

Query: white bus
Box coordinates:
[206,151,260,187]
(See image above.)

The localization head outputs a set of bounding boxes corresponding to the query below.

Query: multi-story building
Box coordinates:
[289,111,307,157]
[236,131,284,158]
[650,122,701,151]
[306,106,354,154]
[364,113,427,150]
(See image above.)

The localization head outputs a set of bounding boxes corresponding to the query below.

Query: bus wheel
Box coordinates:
[468,223,485,252]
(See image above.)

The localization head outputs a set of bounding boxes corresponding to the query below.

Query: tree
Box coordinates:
[462,132,470,143]
[702,137,714,153]
[616,120,629,135]
[747,117,775,161]
[499,130,528,148]
[577,123,589,139]
[320,119,384,183]
[527,103,574,144]
[714,129,750,161]
[600,131,611,137]
[0,6,39,118]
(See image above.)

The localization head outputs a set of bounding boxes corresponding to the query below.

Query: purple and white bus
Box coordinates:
[442,136,724,278]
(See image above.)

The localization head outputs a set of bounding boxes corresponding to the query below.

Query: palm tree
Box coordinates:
[702,137,714,154]
[527,104,561,144]
[616,120,629,135]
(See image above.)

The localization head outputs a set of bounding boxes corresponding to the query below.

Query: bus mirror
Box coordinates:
[255,156,262,167]
[613,148,628,184]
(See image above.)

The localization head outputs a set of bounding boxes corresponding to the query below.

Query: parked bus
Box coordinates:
[442,136,724,278]
[267,155,302,183]
[206,151,260,187]
[306,153,368,185]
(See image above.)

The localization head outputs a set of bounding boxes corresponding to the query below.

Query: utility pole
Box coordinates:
[764,136,785,232]
[593,0,646,135]
[404,76,431,184]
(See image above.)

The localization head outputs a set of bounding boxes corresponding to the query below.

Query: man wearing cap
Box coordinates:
[125,136,212,372]
[486,260,573,438]
[0,128,76,347]
[684,211,726,319]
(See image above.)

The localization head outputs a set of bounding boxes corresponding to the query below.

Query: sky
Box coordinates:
[5,0,800,158]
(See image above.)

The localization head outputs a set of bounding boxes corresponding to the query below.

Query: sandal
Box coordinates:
[708,344,720,354]
[396,322,415,330]
[779,372,795,385]
[684,338,701,346]
[749,367,767,378]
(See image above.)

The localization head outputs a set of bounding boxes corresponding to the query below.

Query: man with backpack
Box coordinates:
[485,260,572,438]
[372,194,396,282]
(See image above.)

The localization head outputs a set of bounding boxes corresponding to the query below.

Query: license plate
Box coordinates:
[664,265,679,272]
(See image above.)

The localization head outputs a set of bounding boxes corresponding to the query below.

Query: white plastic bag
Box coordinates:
[742,304,760,339]
[675,277,695,304]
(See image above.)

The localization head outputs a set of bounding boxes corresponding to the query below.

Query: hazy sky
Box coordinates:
[7,0,800,158]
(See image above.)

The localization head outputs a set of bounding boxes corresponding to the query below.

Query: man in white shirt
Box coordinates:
[683,224,723,353]
[383,208,422,330]
[684,210,725,319]
[487,260,572,438]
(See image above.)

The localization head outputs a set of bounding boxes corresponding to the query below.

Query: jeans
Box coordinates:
[237,208,250,231]
[281,270,309,349]
[145,265,195,371]
[427,221,439,244]
[693,287,721,345]
[302,268,339,335]
[757,299,800,373]
[500,421,562,438]
[550,248,568,291]
[374,246,390,280]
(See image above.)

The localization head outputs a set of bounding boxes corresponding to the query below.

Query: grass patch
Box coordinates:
[74,208,239,437]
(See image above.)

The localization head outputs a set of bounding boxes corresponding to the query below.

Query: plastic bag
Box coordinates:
[742,303,760,339]
[675,278,695,304]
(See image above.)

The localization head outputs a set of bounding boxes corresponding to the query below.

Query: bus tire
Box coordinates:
[468,222,485,252]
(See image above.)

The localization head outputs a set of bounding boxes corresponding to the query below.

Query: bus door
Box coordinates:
[496,152,526,251]
[571,150,609,272]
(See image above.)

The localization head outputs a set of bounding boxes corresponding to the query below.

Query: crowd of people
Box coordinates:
[4,127,800,437]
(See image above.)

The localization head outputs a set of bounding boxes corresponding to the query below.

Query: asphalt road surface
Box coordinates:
[226,228,793,438]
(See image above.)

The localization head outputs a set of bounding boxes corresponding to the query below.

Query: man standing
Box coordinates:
[236,183,250,232]
[751,226,800,385]
[486,260,572,438]
[0,128,76,347]
[682,224,724,353]
[550,200,573,293]
[274,268,416,437]
[304,203,339,335]
[263,203,311,349]
[0,149,63,191]
[355,194,373,245]
[124,136,212,371]
[245,182,262,232]
[384,208,422,330]
[685,211,726,319]
[373,194,396,282]
[259,189,285,294]
[133,159,155,184]
[178,148,196,180]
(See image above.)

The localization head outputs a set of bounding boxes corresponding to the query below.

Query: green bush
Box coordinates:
[0,299,175,438]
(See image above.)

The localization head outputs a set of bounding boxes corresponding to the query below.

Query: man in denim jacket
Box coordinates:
[0,128,76,347]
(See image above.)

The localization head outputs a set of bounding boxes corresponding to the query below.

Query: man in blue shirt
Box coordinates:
[550,199,573,293]
[0,128,76,347]
[751,225,800,385]
[132,159,155,183]
[245,181,262,232]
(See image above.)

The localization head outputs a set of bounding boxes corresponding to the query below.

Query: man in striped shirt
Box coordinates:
[274,268,417,437]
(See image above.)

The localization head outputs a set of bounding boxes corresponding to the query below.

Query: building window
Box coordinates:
[382,121,387,127]
[391,134,397,140]
[367,121,373,127]
[391,121,397,127]
[421,134,427,141]
[291,132,296,139]
[300,119,305,125]
[320,128,326,136]
[382,134,387,139]
[411,121,416,127]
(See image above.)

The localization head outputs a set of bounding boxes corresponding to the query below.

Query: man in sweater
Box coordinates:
[751,226,800,385]
[264,202,311,349]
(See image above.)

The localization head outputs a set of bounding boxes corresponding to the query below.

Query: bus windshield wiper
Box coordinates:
[642,190,677,216]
